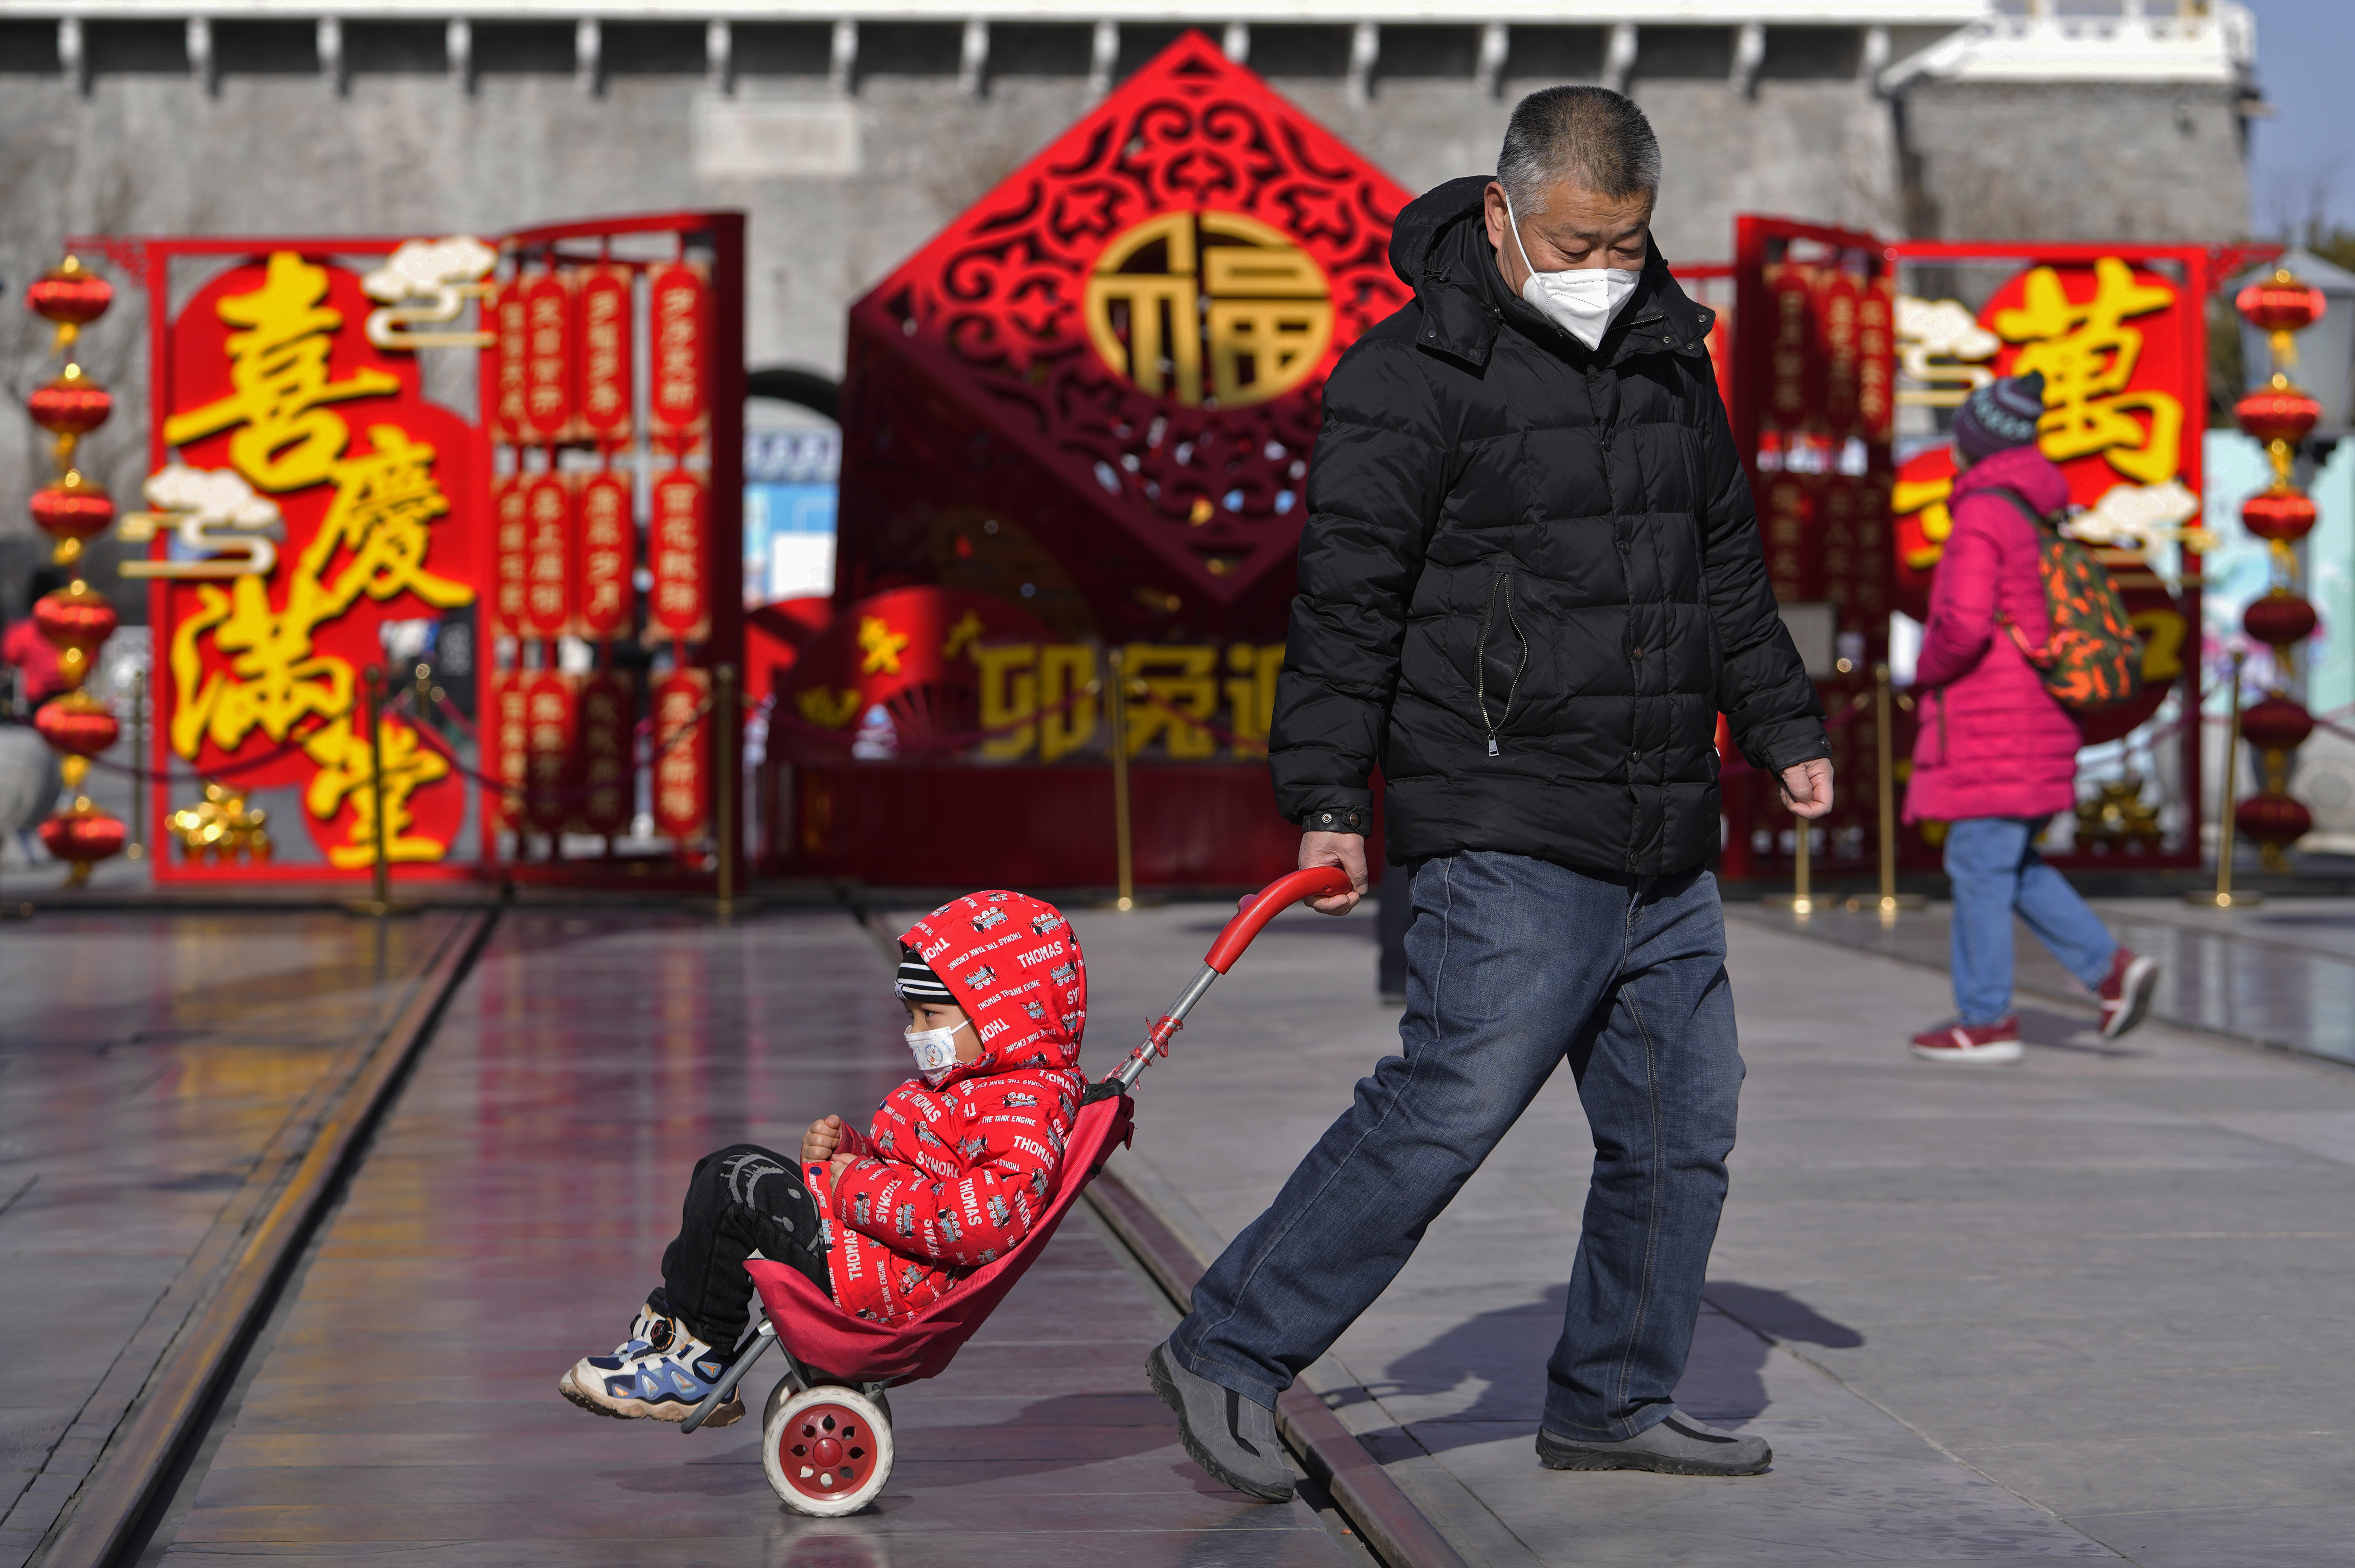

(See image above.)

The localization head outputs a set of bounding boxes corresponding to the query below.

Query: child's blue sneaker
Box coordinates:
[560,1304,743,1426]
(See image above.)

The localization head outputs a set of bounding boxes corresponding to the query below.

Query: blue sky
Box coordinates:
[2245,0,2355,235]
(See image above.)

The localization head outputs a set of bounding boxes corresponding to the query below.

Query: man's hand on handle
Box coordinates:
[1780,758,1835,820]
[1300,830,1368,915]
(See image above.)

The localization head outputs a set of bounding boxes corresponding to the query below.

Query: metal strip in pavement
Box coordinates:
[1086,1165,1477,1568]
[33,910,498,1568]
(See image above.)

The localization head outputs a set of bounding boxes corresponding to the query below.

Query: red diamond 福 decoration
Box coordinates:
[836,30,1413,642]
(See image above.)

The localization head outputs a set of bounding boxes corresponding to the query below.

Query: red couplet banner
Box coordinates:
[491,474,527,638]
[490,279,527,442]
[520,272,574,443]
[523,669,576,834]
[577,671,635,837]
[651,668,708,838]
[520,472,572,640]
[648,263,708,452]
[574,469,634,642]
[648,469,708,644]
[575,265,633,446]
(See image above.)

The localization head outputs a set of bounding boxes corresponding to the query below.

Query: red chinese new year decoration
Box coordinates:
[29,472,114,543]
[2241,484,2318,542]
[520,272,575,442]
[648,263,709,451]
[2227,265,2328,868]
[2242,589,2318,649]
[521,472,573,640]
[17,250,126,884]
[522,670,576,834]
[491,278,528,441]
[575,469,636,641]
[648,469,709,644]
[33,690,120,757]
[835,31,1411,642]
[26,257,113,334]
[492,474,529,636]
[652,667,710,839]
[577,670,635,837]
[492,671,529,831]
[576,265,634,445]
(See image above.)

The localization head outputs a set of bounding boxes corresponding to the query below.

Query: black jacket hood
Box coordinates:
[1386,174,1714,370]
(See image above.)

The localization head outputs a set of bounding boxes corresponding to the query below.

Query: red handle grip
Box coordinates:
[1203,866,1356,973]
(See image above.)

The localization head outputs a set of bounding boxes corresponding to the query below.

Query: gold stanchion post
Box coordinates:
[1108,646,1135,912]
[2188,650,2258,908]
[1847,660,1925,921]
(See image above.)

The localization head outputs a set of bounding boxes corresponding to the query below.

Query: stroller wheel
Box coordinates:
[763,1386,893,1516]
[767,1376,888,1430]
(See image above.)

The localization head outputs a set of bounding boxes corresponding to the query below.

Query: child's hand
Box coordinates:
[830,1150,858,1183]
[801,1114,845,1165]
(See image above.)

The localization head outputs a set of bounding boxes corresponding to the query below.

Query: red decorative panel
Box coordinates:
[575,265,633,446]
[522,669,576,833]
[491,474,528,638]
[491,669,529,831]
[652,667,709,839]
[577,670,635,837]
[521,471,572,640]
[490,279,528,442]
[648,469,708,645]
[835,31,1413,643]
[574,468,635,642]
[648,263,709,452]
[520,272,575,443]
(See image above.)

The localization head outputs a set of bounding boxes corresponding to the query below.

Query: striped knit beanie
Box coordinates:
[1952,370,2047,463]
[895,948,955,1004]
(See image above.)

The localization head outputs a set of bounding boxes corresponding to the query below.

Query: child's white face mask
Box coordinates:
[1502,192,1640,352]
[905,1019,969,1086]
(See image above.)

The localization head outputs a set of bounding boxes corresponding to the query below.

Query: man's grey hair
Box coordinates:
[1496,86,1661,214]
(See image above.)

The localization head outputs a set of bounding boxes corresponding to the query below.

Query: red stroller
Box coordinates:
[677,866,1352,1515]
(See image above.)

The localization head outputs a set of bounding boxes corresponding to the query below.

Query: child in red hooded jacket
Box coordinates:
[561,891,1087,1426]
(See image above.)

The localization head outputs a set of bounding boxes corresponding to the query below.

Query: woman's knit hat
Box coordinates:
[1952,370,2048,463]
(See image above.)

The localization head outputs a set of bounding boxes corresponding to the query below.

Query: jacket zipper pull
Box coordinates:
[1488,737,1499,757]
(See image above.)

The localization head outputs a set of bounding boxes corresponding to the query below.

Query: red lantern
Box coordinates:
[33,691,120,757]
[2235,791,2313,848]
[29,472,115,542]
[2235,277,2325,336]
[2240,695,2316,753]
[34,581,119,656]
[2234,386,2322,445]
[40,806,128,865]
[25,258,113,328]
[27,369,113,438]
[2240,485,2318,543]
[2242,591,2318,648]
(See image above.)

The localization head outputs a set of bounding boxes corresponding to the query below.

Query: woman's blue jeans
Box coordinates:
[1171,851,1744,1442]
[1943,816,2117,1026]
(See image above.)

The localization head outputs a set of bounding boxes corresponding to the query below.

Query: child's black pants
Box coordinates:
[652,1143,832,1349]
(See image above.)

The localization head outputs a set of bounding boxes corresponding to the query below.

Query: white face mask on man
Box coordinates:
[1502,192,1641,352]
[904,1018,969,1086]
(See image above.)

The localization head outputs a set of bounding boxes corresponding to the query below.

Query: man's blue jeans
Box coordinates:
[1172,851,1743,1441]
[1944,816,2117,1026]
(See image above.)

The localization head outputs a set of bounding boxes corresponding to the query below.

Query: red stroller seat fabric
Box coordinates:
[745,1092,1134,1385]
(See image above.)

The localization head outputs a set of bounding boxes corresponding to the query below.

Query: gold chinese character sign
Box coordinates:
[145,250,484,880]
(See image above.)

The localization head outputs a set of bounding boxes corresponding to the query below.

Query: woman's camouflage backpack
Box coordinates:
[1986,487,2143,713]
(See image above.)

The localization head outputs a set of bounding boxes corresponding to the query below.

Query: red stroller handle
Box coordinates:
[1204,865,1356,972]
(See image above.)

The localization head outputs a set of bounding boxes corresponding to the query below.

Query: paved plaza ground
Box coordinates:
[3,891,2351,1566]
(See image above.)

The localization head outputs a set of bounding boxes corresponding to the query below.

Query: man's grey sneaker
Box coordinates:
[1536,1411,1771,1476]
[1146,1340,1296,1502]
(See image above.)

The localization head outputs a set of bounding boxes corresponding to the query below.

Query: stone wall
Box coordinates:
[0,18,2249,617]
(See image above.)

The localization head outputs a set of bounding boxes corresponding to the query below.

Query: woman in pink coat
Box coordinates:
[1903,371,2159,1062]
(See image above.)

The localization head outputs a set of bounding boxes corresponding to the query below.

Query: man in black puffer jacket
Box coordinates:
[1148,88,1833,1495]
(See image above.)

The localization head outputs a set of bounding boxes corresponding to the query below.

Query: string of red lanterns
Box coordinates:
[2229,269,2328,870]
[22,255,128,886]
